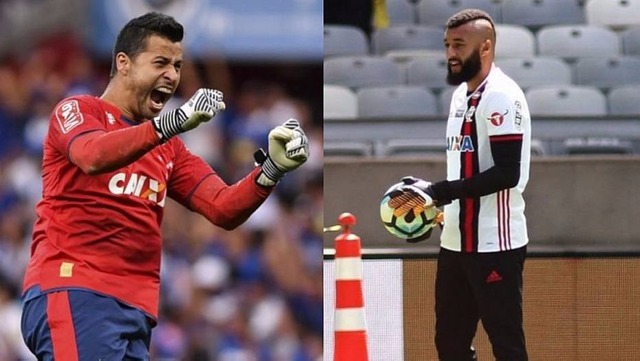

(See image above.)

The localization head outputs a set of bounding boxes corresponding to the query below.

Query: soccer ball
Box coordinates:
[380,181,438,240]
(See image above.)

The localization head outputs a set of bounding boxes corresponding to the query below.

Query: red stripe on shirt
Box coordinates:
[463,121,475,252]
[498,191,504,250]
[497,190,512,251]
[47,291,79,361]
[506,190,511,249]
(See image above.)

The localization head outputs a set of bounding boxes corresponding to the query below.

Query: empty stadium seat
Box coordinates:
[586,0,640,30]
[324,85,358,120]
[416,0,501,27]
[525,85,607,116]
[536,25,620,60]
[324,25,370,58]
[386,0,417,25]
[372,25,443,55]
[381,138,446,157]
[574,56,640,89]
[438,86,458,115]
[324,140,374,157]
[620,26,640,55]
[384,49,444,64]
[324,56,404,89]
[405,56,449,90]
[357,86,439,118]
[501,0,585,30]
[496,57,573,89]
[494,24,536,58]
[608,85,640,116]
[563,137,634,155]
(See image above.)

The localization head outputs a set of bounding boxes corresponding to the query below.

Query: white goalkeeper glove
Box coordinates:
[255,119,309,187]
[152,88,225,142]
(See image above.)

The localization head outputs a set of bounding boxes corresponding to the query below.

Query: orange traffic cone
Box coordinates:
[333,212,369,361]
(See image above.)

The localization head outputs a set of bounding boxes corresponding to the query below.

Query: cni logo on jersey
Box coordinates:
[446,135,474,152]
[56,100,84,134]
[108,173,167,207]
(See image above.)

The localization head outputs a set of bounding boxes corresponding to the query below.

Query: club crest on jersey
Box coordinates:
[489,109,509,127]
[465,106,476,122]
[108,172,167,207]
[447,135,475,152]
[56,100,84,134]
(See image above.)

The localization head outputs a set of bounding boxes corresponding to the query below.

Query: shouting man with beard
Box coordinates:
[396,8,532,361]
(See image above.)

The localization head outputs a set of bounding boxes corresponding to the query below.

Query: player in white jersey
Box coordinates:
[402,9,530,361]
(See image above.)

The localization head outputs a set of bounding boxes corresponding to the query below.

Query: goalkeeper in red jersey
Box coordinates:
[20,12,308,361]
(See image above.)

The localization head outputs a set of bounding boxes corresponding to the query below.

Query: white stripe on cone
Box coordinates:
[335,257,363,280]
[334,307,367,331]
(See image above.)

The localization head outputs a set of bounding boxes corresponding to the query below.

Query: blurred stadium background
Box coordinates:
[325,0,640,360]
[0,0,322,360]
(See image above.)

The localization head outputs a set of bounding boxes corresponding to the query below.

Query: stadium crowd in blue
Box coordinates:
[0,33,323,361]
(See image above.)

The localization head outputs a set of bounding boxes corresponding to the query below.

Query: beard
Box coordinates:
[446,48,482,86]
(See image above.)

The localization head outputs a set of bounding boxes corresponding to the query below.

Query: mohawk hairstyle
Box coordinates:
[445,8,496,40]
[110,12,184,77]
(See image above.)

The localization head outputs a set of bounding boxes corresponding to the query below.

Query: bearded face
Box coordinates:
[446,47,482,86]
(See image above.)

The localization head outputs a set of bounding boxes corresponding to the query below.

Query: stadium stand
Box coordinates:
[357,86,439,118]
[385,0,417,25]
[324,55,404,89]
[501,0,585,30]
[438,86,457,113]
[494,24,537,58]
[608,85,640,116]
[574,56,640,89]
[416,0,502,26]
[405,56,449,90]
[324,24,370,58]
[563,136,635,155]
[585,0,640,30]
[620,26,640,55]
[324,140,375,157]
[536,25,621,60]
[324,85,359,120]
[495,57,573,89]
[380,138,446,157]
[526,85,608,116]
[372,25,443,55]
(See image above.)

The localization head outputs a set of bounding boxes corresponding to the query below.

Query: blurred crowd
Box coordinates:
[0,31,323,361]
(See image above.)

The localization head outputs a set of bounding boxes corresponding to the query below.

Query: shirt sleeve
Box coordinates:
[167,139,273,230]
[478,91,524,138]
[48,96,105,156]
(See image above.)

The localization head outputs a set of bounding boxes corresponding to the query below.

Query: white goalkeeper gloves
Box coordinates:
[152,88,225,142]
[255,119,310,187]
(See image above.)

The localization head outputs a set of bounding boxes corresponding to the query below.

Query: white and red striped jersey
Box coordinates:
[440,65,531,253]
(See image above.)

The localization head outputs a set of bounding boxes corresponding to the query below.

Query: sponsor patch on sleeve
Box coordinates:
[55,99,84,134]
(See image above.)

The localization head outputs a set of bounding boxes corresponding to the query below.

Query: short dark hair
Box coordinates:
[445,8,496,39]
[110,12,184,77]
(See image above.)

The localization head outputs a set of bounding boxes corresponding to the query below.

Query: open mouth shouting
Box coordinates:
[149,86,173,113]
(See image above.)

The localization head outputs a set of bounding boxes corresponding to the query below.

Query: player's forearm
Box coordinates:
[432,136,522,202]
[188,167,273,230]
[445,164,520,199]
[68,122,161,175]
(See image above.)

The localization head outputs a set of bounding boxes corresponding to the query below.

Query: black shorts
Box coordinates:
[435,246,528,361]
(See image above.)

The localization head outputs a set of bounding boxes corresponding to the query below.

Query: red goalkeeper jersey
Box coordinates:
[23,95,269,319]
